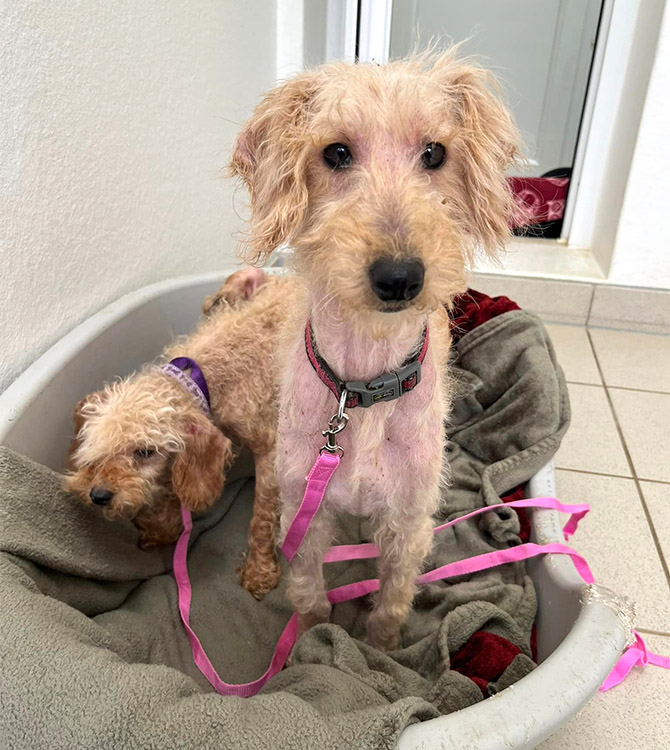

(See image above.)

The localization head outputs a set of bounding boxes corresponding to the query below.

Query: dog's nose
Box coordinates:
[368,259,425,303]
[89,487,114,506]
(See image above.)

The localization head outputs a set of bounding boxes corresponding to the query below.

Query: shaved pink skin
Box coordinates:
[276,290,450,649]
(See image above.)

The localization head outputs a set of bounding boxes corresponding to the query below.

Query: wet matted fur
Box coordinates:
[232,50,522,647]
[65,269,297,598]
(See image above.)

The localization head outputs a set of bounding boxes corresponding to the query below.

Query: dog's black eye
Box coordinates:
[134,448,155,459]
[421,142,447,170]
[323,143,353,170]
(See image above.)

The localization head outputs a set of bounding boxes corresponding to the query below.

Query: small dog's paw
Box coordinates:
[238,560,282,600]
[365,615,400,653]
[201,291,229,317]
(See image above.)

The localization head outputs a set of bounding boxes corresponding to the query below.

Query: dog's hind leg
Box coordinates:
[239,450,282,599]
[366,508,435,652]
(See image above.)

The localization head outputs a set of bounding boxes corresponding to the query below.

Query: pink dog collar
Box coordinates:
[304,321,429,408]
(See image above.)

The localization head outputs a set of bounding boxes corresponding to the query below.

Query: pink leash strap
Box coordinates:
[175,505,298,697]
[280,451,340,563]
[322,496,590,564]
[174,487,668,696]
[322,542,593,603]
[601,630,670,692]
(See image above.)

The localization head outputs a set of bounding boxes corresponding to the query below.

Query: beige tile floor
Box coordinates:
[538,324,670,749]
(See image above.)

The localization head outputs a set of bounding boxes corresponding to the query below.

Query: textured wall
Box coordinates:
[0,1,276,391]
[610,2,670,288]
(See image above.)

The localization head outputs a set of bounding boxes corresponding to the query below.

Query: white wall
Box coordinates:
[609,1,670,289]
[277,0,304,79]
[0,0,277,392]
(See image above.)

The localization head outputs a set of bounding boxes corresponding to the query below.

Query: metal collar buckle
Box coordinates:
[344,360,422,408]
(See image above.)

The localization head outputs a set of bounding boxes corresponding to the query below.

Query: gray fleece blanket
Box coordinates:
[0,309,569,750]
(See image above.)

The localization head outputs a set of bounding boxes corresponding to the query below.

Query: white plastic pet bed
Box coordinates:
[0,272,632,749]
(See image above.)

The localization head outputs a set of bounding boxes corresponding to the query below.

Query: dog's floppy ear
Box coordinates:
[434,54,524,256]
[231,71,322,265]
[65,395,93,470]
[171,418,234,512]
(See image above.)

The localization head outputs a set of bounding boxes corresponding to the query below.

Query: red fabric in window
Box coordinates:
[508,176,569,228]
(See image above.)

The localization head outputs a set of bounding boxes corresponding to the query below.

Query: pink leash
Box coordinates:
[174,452,668,698]
[281,452,340,563]
[600,630,670,692]
[174,505,299,697]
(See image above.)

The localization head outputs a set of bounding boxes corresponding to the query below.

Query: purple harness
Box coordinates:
[161,357,211,414]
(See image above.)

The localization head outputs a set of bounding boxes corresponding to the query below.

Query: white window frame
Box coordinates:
[325,0,358,64]
[326,0,662,282]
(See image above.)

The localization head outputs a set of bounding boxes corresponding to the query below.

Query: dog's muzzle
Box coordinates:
[368,258,424,303]
[90,487,114,506]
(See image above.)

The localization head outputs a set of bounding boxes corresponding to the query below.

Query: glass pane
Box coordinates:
[389,0,603,237]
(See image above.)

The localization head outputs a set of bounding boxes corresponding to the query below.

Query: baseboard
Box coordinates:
[472,273,670,334]
[588,284,670,334]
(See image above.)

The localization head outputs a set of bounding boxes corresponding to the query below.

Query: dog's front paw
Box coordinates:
[366,613,400,652]
[296,609,331,640]
[238,559,282,600]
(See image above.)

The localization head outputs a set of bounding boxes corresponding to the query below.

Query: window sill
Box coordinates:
[475,238,606,282]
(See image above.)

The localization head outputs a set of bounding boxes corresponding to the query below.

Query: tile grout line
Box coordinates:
[555,466,634,481]
[555,465,670,486]
[636,477,670,487]
[566,380,670,396]
[585,328,670,590]
[585,283,596,326]
[557,467,670,488]
[636,627,670,638]
[607,384,670,396]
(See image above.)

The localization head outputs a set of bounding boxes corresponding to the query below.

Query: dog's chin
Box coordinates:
[98,494,148,520]
[372,296,435,321]
[377,301,412,314]
[337,304,425,341]
[101,504,130,521]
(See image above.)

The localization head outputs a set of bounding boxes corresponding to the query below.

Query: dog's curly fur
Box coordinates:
[65,268,296,598]
[232,50,522,647]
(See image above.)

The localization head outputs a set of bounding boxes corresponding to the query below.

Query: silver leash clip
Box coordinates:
[320,390,349,456]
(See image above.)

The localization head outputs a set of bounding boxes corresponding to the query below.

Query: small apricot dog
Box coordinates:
[65,268,294,598]
[232,50,521,648]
